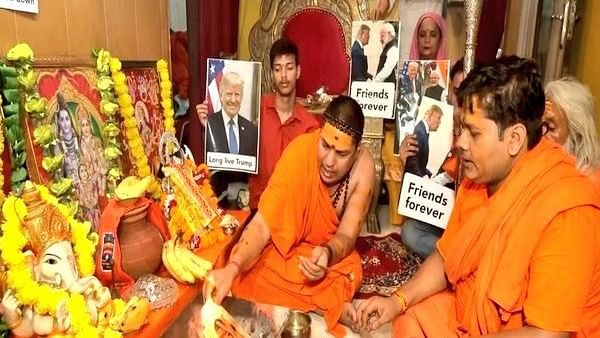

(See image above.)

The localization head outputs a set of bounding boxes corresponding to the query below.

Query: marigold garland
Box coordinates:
[156,59,175,133]
[0,184,99,337]
[107,56,161,198]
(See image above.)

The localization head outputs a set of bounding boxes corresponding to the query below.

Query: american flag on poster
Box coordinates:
[206,59,225,113]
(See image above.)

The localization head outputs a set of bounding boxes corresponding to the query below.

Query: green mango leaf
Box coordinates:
[5,113,20,128]
[0,65,17,77]
[13,139,25,153]
[11,181,25,195]
[6,127,17,144]
[3,89,20,103]
[13,152,26,168]
[3,102,19,116]
[3,76,19,89]
[11,167,28,183]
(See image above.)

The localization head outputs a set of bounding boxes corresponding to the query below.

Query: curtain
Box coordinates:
[185,0,239,162]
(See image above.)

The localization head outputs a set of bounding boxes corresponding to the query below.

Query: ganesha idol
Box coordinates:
[0,183,112,337]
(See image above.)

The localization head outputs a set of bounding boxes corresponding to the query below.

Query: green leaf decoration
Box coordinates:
[5,113,19,128]
[13,152,26,168]
[17,69,36,91]
[50,178,73,196]
[25,95,48,117]
[33,124,56,147]
[97,76,114,91]
[0,65,17,77]
[42,154,64,173]
[3,102,19,116]
[6,43,34,63]
[10,167,28,183]
[6,127,17,144]
[12,139,25,153]
[101,99,119,115]
[3,76,18,89]
[103,122,120,138]
[103,144,123,160]
[2,89,20,103]
[107,167,122,181]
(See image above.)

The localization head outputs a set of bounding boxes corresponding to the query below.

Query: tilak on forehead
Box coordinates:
[322,110,362,150]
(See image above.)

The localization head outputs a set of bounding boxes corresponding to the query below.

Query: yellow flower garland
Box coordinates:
[94,48,124,189]
[108,57,160,197]
[0,184,99,337]
[156,59,175,133]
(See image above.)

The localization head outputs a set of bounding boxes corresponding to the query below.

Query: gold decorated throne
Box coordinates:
[249,0,385,233]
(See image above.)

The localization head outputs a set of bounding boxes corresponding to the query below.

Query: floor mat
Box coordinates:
[356,232,423,298]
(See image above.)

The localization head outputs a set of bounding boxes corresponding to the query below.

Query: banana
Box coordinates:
[161,240,181,283]
[178,242,213,271]
[174,240,212,280]
[163,239,195,284]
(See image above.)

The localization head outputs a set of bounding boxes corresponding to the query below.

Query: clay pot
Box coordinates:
[118,202,164,280]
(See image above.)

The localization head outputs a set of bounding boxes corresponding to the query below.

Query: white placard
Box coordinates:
[350,81,395,119]
[206,152,257,173]
[0,0,39,14]
[398,173,455,229]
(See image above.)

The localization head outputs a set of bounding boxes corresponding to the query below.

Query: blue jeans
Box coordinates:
[401,218,445,258]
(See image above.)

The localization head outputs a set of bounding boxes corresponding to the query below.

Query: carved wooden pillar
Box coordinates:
[361,117,384,233]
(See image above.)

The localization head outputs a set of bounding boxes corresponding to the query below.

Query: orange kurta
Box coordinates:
[394,139,600,337]
[231,130,362,337]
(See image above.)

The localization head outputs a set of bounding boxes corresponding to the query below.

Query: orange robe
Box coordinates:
[393,139,600,337]
[231,130,362,337]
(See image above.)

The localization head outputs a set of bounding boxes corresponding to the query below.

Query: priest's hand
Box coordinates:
[195,100,209,127]
[298,246,329,281]
[203,261,240,304]
[356,296,403,331]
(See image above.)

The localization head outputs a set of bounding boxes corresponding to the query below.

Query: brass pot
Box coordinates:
[281,310,311,338]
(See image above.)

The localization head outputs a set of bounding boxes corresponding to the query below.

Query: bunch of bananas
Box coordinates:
[162,236,213,284]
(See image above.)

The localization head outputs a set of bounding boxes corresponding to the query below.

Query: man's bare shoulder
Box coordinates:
[352,147,375,187]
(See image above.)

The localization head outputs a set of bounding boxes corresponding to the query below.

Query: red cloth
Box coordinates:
[233,131,362,337]
[283,9,350,97]
[95,198,169,296]
[248,93,320,208]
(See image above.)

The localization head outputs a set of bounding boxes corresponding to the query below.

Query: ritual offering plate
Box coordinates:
[221,297,278,338]
[128,274,178,310]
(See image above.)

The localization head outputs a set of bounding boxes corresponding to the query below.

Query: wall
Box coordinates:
[0,0,170,62]
[571,0,600,120]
